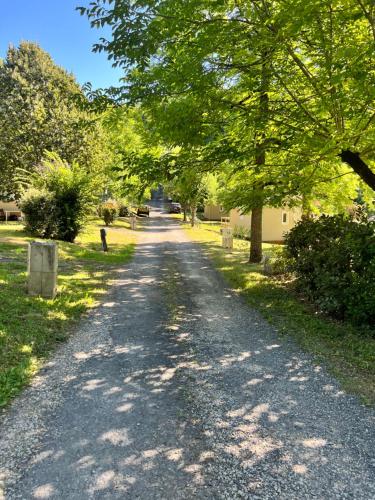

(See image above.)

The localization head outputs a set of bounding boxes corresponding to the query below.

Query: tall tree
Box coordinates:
[81,0,375,258]
[0,42,110,197]
[261,0,375,190]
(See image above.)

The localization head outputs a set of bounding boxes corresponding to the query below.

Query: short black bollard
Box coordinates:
[100,228,108,252]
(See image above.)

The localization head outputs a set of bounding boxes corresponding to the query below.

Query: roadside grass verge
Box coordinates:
[0,219,136,407]
[184,222,375,405]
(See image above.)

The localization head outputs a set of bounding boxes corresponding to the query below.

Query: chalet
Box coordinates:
[0,200,22,221]
[204,204,302,242]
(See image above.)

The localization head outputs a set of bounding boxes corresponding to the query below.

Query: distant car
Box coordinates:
[169,202,181,214]
[137,205,150,217]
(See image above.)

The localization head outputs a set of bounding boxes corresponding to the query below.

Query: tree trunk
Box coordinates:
[301,194,313,220]
[339,150,375,191]
[249,207,263,263]
[190,205,196,227]
[249,50,270,263]
[181,203,187,222]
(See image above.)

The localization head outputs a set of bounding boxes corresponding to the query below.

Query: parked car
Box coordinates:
[137,205,150,217]
[169,202,181,214]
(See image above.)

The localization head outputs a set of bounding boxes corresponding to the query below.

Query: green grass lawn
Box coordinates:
[0,219,136,407]
[185,222,375,405]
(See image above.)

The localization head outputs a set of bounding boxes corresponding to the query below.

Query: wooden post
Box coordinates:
[130,216,137,230]
[100,228,108,252]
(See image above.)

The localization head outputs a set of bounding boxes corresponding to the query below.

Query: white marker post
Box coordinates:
[222,227,233,251]
[28,241,58,299]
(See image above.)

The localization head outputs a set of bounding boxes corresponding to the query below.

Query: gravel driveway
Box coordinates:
[1,206,374,499]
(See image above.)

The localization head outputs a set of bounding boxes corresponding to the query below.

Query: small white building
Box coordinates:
[0,200,22,221]
[229,207,302,242]
[203,204,228,221]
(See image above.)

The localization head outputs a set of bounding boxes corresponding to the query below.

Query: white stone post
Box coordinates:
[222,227,233,251]
[130,216,137,230]
[28,241,58,299]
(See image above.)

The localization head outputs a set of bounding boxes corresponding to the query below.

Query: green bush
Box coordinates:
[20,189,56,238]
[100,200,118,226]
[20,153,95,242]
[117,200,130,217]
[233,224,250,240]
[285,214,375,324]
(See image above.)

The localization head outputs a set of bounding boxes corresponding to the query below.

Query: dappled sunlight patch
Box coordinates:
[219,351,251,367]
[302,438,327,449]
[104,386,122,396]
[165,448,183,462]
[224,432,281,465]
[102,301,117,308]
[292,464,308,474]
[90,470,116,492]
[33,483,56,499]
[142,449,159,459]
[73,347,104,360]
[245,378,263,386]
[166,323,180,331]
[46,310,68,321]
[289,375,309,382]
[82,378,106,391]
[99,428,131,446]
[116,402,133,413]
[199,450,215,462]
[160,367,176,381]
[76,455,96,470]
[265,344,281,350]
[30,450,54,466]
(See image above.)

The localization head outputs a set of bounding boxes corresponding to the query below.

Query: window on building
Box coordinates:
[282,211,289,224]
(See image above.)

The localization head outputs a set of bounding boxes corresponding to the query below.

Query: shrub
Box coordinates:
[233,224,250,240]
[20,153,96,242]
[20,189,56,238]
[118,205,130,217]
[263,246,292,276]
[100,200,118,226]
[285,214,375,324]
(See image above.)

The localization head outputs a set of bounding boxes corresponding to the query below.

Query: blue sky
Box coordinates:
[0,0,123,89]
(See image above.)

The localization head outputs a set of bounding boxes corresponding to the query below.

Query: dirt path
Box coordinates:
[1,207,374,499]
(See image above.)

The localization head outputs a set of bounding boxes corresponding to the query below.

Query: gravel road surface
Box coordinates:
[1,206,374,499]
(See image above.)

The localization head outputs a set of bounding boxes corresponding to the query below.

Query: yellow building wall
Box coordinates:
[204,204,228,221]
[230,207,302,242]
[0,201,20,212]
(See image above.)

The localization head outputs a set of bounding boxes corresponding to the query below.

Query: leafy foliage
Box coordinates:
[0,42,112,198]
[100,200,118,226]
[285,214,375,325]
[80,0,375,193]
[20,153,97,242]
[19,189,56,238]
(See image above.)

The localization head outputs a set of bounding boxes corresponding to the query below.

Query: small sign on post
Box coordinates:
[130,216,137,230]
[100,228,108,252]
[222,226,233,251]
[28,241,58,299]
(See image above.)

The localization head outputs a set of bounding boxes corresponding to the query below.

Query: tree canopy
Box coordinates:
[0,42,112,198]
[80,0,375,192]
